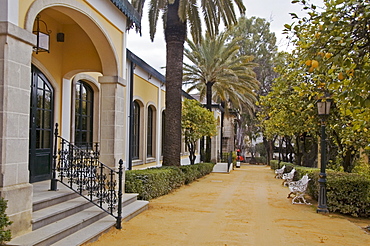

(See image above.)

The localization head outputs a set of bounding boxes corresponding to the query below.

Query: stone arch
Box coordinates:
[25,0,119,76]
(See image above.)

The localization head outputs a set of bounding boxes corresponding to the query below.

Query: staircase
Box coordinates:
[8,181,149,246]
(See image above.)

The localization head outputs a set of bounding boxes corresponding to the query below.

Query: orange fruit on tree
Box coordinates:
[338,72,345,80]
[325,53,333,59]
[305,60,312,66]
[346,69,354,76]
[311,60,319,68]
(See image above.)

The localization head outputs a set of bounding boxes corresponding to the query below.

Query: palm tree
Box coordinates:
[130,0,246,166]
[183,31,260,162]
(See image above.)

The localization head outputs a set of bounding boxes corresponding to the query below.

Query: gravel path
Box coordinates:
[86,164,370,246]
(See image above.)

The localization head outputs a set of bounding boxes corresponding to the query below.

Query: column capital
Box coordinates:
[0,21,36,46]
[98,75,126,87]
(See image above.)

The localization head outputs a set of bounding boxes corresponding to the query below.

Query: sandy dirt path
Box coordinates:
[85,165,370,246]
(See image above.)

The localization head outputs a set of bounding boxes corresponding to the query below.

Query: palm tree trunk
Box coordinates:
[204,82,213,162]
[206,82,213,111]
[163,0,186,166]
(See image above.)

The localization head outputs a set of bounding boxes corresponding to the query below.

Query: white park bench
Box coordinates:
[282,168,296,186]
[274,165,285,179]
[287,174,311,205]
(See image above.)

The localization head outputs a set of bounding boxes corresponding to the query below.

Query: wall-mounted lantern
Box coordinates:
[33,15,51,54]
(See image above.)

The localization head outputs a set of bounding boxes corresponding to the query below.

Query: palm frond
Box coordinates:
[183,29,260,115]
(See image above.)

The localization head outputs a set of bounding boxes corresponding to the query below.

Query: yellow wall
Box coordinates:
[161,89,165,110]
[134,75,159,106]
[32,11,102,81]
[18,0,34,28]
[20,0,125,77]
[84,1,124,68]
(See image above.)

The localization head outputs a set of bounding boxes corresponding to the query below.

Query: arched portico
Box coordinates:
[0,0,129,237]
[25,0,127,168]
[24,0,120,77]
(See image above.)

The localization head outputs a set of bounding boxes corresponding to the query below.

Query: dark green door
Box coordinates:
[29,66,54,183]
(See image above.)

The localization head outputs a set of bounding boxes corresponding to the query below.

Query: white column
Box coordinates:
[124,64,132,170]
[156,84,163,165]
[61,78,72,140]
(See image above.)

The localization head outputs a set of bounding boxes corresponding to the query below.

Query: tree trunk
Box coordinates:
[220,110,224,161]
[204,82,213,162]
[187,142,196,165]
[263,137,274,166]
[206,82,213,111]
[205,136,211,162]
[343,148,356,172]
[295,135,302,166]
[278,137,282,164]
[163,0,186,166]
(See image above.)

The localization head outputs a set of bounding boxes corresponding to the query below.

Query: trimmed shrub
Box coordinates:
[125,163,215,200]
[195,163,215,177]
[270,160,294,173]
[254,156,266,164]
[270,160,279,170]
[125,167,184,200]
[0,197,12,244]
[179,165,199,184]
[310,171,370,217]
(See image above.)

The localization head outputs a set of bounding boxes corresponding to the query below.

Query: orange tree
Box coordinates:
[259,0,370,171]
[258,51,319,166]
[181,99,217,165]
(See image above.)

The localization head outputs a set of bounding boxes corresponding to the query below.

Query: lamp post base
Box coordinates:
[317,173,328,213]
[316,207,329,213]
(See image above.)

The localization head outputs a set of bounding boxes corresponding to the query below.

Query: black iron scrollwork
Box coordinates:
[52,123,123,229]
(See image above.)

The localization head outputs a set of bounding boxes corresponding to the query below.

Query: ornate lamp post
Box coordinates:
[316,99,331,213]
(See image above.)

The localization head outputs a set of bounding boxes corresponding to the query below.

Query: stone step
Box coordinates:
[121,200,149,222]
[32,196,95,230]
[51,217,116,246]
[32,182,80,212]
[212,162,233,173]
[32,193,141,230]
[9,181,148,246]
[8,206,108,246]
[51,200,149,246]
[122,193,139,207]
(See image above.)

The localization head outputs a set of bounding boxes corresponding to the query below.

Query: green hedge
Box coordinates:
[0,197,12,244]
[125,163,215,200]
[254,156,267,164]
[308,171,370,217]
[270,160,279,169]
[271,162,370,217]
[270,160,295,172]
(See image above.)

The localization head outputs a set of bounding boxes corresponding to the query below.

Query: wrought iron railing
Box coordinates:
[51,123,123,229]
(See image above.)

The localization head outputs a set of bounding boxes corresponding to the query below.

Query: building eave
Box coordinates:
[127,49,194,99]
[127,49,165,83]
[110,0,141,30]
